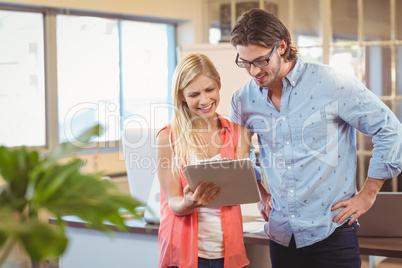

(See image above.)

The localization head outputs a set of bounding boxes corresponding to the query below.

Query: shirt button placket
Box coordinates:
[282,85,298,235]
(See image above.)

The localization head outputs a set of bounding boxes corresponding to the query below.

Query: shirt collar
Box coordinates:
[258,57,304,92]
[283,57,304,87]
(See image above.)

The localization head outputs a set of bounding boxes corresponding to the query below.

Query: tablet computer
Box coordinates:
[183,158,261,207]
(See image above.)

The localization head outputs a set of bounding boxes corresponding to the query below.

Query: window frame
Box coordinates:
[0,3,178,154]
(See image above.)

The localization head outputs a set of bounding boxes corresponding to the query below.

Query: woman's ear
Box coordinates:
[179,91,186,102]
[218,77,221,90]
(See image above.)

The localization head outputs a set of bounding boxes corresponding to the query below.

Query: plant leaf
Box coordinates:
[0,147,40,212]
[33,160,83,203]
[0,146,16,180]
[0,123,145,263]
[0,210,68,262]
[18,222,68,262]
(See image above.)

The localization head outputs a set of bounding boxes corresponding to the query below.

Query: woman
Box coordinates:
[156,53,251,268]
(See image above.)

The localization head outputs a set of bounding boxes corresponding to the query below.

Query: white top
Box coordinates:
[193,153,224,259]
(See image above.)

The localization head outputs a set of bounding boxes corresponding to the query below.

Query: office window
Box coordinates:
[363,0,390,42]
[365,46,392,97]
[57,15,120,144]
[330,0,401,191]
[121,21,172,131]
[0,5,176,151]
[57,15,175,145]
[294,0,322,63]
[398,46,402,95]
[331,0,358,42]
[398,0,402,40]
[330,46,360,76]
[0,10,46,147]
[205,0,231,44]
[297,36,323,64]
[203,0,279,44]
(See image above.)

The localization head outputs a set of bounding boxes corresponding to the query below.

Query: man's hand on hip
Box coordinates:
[331,177,384,225]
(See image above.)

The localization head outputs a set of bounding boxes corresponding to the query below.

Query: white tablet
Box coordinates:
[183,158,261,207]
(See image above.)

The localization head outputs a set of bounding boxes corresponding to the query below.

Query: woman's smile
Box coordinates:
[199,102,215,113]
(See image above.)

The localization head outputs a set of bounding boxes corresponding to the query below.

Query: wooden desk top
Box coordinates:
[358,237,402,258]
[242,216,402,258]
[51,216,402,258]
[242,232,402,258]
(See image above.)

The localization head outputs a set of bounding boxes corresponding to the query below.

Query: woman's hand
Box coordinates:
[182,181,221,210]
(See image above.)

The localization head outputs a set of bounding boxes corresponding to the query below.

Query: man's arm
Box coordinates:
[333,74,401,225]
[257,180,273,222]
[331,177,384,225]
[230,89,272,220]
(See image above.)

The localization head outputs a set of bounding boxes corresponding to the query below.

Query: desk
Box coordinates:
[242,232,402,258]
[358,237,402,258]
[52,216,402,267]
[241,216,402,259]
[50,216,160,268]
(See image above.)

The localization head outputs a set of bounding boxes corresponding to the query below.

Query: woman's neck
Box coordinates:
[193,114,223,159]
[193,114,221,131]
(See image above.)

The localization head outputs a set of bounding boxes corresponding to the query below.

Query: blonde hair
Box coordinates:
[170,53,220,172]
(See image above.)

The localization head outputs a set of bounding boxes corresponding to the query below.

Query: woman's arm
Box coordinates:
[157,129,221,216]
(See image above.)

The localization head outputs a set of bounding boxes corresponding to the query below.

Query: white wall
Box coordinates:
[1,0,204,44]
[180,43,251,118]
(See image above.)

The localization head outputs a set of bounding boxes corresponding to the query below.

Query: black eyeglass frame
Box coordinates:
[235,46,278,68]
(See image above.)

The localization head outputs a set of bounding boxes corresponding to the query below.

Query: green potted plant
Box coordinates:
[0,124,143,267]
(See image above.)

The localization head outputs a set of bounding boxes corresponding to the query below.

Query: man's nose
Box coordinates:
[249,64,262,76]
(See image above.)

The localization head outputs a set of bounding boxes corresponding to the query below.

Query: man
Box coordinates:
[230,8,402,268]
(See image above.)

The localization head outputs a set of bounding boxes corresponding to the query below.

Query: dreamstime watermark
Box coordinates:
[62,100,340,167]
[301,101,339,167]
[63,101,173,149]
[62,101,255,150]
[237,100,340,167]
[125,151,287,175]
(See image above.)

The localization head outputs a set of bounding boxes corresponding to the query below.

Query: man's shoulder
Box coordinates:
[303,60,332,73]
[303,60,355,79]
[232,79,257,99]
[299,60,357,86]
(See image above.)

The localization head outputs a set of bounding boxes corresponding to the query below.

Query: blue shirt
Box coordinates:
[230,57,402,248]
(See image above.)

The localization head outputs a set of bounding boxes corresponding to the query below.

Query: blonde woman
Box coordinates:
[157,53,251,268]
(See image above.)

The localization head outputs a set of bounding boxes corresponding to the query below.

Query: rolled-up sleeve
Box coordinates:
[338,75,402,179]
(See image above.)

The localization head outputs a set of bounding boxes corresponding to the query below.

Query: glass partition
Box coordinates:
[0,10,45,147]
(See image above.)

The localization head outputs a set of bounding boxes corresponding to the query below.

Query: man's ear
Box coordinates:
[279,39,287,56]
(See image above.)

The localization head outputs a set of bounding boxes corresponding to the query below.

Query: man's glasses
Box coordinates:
[235,46,277,68]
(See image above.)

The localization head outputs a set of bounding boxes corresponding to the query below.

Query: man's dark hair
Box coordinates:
[230,8,298,61]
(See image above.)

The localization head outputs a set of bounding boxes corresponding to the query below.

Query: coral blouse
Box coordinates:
[157,114,250,268]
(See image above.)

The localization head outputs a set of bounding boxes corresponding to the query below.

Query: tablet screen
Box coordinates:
[183,159,261,207]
